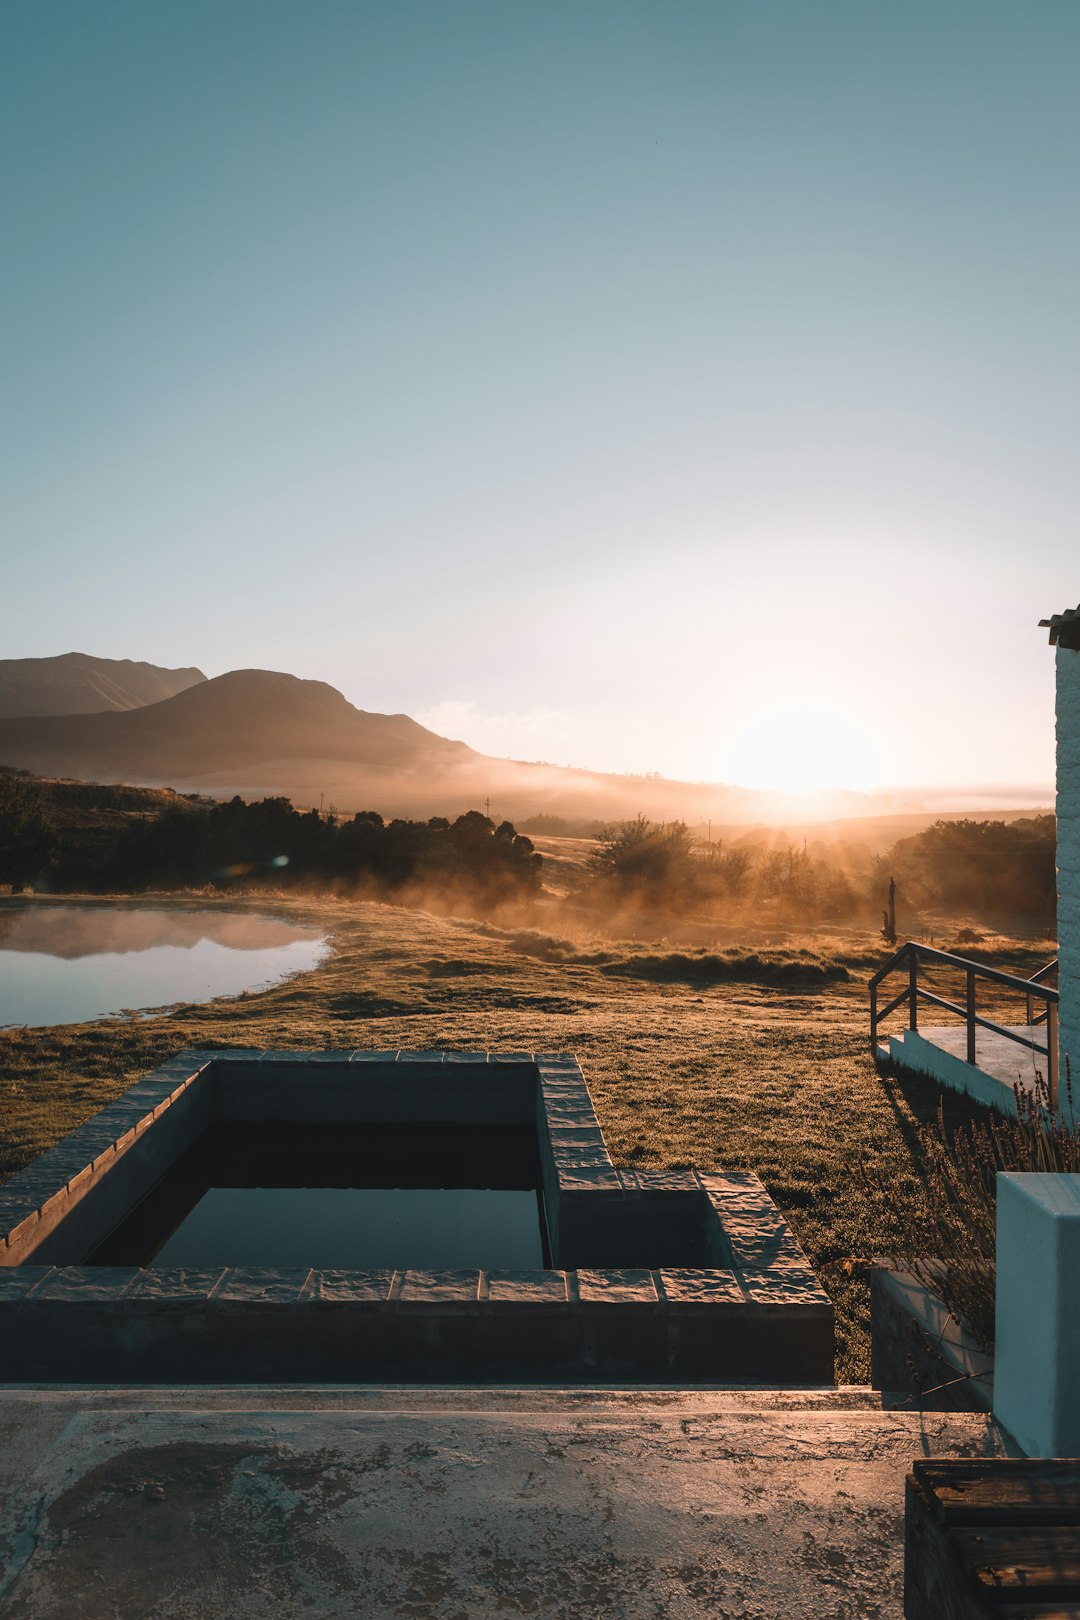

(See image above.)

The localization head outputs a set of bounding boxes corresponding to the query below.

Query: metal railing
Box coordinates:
[869,941,1060,1107]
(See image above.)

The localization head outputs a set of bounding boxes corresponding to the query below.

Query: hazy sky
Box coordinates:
[3,1,1077,797]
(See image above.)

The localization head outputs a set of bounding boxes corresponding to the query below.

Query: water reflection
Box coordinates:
[0,903,328,1028]
[153,1187,545,1270]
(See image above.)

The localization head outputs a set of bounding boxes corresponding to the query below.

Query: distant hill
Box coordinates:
[0,654,205,718]
[0,665,883,824]
[0,662,1046,829]
[0,669,477,802]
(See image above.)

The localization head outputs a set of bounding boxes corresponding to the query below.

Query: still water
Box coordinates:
[87,1124,549,1271]
[0,903,328,1028]
[151,1187,545,1271]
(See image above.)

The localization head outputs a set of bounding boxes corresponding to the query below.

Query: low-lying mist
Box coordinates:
[0,769,1058,957]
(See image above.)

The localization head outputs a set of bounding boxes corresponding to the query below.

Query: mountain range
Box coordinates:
[0,654,205,718]
[0,652,897,826]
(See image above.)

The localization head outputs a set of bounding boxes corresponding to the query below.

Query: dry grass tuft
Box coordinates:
[888,1065,1080,1350]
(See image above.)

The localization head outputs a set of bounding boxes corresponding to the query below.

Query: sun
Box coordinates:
[721,704,883,796]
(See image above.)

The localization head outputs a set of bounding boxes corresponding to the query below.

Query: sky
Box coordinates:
[3,1,1077,800]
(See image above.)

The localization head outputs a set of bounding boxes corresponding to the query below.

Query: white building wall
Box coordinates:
[1057,640,1080,1095]
[994,1172,1080,1455]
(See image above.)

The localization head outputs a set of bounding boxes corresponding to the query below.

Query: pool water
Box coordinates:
[149,1187,545,1270]
[87,1124,549,1271]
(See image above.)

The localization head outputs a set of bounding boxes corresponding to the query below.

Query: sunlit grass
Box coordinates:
[0,893,1033,1382]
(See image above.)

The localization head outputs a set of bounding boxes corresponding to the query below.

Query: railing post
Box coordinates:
[869,979,878,1049]
[908,948,918,1033]
[1047,1000,1059,1112]
[966,967,976,1065]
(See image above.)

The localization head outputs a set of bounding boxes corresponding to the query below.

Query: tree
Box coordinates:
[0,773,58,890]
[589,815,697,902]
[880,817,1056,919]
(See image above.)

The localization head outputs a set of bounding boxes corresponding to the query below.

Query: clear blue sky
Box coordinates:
[3,1,1077,796]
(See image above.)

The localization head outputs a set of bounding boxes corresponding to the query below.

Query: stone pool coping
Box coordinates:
[0,1050,833,1383]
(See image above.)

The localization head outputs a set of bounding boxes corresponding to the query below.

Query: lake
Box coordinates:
[0,903,328,1028]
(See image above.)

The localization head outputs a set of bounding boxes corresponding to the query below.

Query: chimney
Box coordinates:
[1041,604,1080,1091]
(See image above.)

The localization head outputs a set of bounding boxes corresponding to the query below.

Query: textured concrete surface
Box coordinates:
[1056,637,1080,1075]
[0,1386,1010,1618]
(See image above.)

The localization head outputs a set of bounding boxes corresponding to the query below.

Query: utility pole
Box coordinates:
[484,796,491,819]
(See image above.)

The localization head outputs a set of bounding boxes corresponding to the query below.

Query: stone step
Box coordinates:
[0,1380,894,1414]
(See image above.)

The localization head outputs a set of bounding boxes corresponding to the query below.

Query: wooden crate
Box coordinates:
[906,1458,1080,1618]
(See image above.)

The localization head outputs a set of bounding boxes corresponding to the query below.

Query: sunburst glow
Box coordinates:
[721,705,884,796]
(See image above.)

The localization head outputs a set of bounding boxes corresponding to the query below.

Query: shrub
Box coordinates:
[879,816,1056,918]
[896,1063,1079,1349]
[0,771,58,889]
[588,815,698,902]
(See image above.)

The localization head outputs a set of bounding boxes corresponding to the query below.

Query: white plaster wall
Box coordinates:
[1057,642,1080,1096]
[994,1172,1080,1455]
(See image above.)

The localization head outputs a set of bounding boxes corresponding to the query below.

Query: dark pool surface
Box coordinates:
[150,1188,545,1270]
[88,1124,549,1271]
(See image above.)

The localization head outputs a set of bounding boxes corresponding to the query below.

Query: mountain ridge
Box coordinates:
[0,668,473,784]
[0,653,205,718]
[0,661,889,825]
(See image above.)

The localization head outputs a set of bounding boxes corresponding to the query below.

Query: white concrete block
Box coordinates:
[994,1173,1080,1455]
[1057,644,1080,1105]
[887,1029,1020,1116]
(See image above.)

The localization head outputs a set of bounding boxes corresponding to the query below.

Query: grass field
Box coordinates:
[0,893,1056,1382]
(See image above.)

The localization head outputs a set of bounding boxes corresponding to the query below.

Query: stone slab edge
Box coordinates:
[0,1052,217,1255]
[0,1049,831,1366]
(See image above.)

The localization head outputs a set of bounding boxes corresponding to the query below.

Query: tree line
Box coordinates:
[877,815,1056,919]
[0,767,1058,927]
[0,772,541,910]
[584,812,1056,925]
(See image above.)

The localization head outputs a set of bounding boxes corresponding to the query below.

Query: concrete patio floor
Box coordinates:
[0,1385,1011,1618]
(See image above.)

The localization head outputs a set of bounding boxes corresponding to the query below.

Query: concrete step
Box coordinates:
[0,1380,894,1414]
[0,1385,1012,1619]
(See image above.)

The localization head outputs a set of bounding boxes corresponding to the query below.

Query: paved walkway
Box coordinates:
[0,1386,1011,1618]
